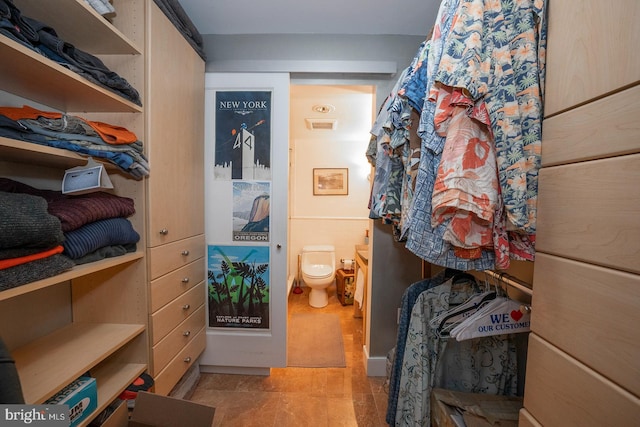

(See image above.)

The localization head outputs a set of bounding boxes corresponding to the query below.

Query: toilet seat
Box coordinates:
[303,264,333,279]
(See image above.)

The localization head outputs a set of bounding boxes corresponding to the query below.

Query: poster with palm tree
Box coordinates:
[207,245,270,328]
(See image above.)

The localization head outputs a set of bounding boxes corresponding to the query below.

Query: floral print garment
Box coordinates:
[369,70,410,221]
[385,270,447,425]
[431,85,498,254]
[434,0,547,233]
[406,0,496,270]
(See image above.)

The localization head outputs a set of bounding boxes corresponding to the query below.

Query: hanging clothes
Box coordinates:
[432,0,547,234]
[385,269,448,425]
[387,271,519,427]
[405,0,496,270]
[399,0,546,271]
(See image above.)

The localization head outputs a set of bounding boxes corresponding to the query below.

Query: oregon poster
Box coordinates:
[233,181,270,242]
[214,91,272,181]
[207,245,270,329]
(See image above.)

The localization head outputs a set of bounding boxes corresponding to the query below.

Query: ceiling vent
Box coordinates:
[305,118,338,130]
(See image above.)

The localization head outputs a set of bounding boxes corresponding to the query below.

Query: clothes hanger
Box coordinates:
[431,273,498,338]
[449,294,531,341]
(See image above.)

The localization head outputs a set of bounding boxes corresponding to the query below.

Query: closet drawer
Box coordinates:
[536,154,640,274]
[148,234,205,279]
[523,334,640,426]
[532,253,640,396]
[150,282,204,345]
[541,85,640,167]
[544,0,640,116]
[152,305,205,375]
[150,258,204,313]
[153,328,205,396]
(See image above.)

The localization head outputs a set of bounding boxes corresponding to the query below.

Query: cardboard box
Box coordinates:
[431,388,522,427]
[128,392,215,427]
[45,376,98,427]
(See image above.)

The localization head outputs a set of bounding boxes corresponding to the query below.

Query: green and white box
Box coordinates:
[45,377,97,427]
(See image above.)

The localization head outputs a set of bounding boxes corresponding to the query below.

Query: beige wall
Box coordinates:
[289,128,373,284]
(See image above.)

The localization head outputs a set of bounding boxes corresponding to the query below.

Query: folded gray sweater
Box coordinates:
[0,191,64,250]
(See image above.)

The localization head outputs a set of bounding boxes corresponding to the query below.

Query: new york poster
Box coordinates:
[214,91,272,180]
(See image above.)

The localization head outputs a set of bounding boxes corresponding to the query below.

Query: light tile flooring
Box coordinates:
[188,285,389,426]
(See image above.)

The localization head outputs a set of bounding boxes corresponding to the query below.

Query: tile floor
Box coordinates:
[188,285,389,426]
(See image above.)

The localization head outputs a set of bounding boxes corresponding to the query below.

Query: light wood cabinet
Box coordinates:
[0,0,148,423]
[522,0,640,424]
[144,2,206,394]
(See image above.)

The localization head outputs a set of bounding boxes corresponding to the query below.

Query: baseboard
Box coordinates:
[363,345,388,377]
[169,361,201,399]
[287,274,295,294]
[199,365,271,376]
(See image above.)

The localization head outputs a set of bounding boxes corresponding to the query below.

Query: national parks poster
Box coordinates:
[207,245,269,329]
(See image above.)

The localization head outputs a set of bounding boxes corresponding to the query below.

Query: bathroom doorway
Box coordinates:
[287,84,374,298]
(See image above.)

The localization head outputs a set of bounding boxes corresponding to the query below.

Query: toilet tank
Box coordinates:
[301,245,335,269]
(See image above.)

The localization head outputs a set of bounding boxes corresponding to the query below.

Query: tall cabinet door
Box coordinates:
[146,5,205,248]
[145,1,206,394]
[201,73,289,370]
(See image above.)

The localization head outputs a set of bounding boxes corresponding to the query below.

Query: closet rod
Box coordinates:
[484,270,533,297]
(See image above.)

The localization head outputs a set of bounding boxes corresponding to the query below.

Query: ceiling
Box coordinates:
[176,0,440,36]
[174,1,430,143]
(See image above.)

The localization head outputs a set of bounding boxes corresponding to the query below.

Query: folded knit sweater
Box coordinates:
[62,217,139,260]
[0,178,135,232]
[0,191,64,250]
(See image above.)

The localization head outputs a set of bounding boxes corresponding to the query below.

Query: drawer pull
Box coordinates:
[182,304,191,310]
[182,277,190,283]
[159,228,169,235]
[184,357,192,363]
[181,250,190,256]
[183,330,191,337]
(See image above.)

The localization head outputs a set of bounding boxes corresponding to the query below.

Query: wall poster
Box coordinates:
[233,181,270,242]
[207,245,270,329]
[214,91,272,181]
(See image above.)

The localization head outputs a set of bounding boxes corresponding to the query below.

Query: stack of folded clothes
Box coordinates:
[0,105,149,179]
[0,0,141,106]
[0,178,141,291]
[0,191,73,291]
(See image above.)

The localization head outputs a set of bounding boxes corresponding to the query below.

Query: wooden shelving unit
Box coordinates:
[12,323,145,403]
[0,37,142,113]
[0,2,149,425]
[13,0,141,55]
[0,252,144,302]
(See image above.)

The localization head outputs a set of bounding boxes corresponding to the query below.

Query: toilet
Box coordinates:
[300,245,336,308]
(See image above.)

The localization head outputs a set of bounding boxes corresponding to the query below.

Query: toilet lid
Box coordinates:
[304,264,333,278]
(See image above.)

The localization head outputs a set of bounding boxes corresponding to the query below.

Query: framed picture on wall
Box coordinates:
[313,168,348,195]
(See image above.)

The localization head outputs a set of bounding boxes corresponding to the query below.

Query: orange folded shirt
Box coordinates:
[0,105,138,144]
[0,246,65,270]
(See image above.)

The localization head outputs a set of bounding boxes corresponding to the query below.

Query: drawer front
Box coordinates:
[150,259,204,313]
[150,282,204,345]
[523,334,640,426]
[541,85,640,167]
[153,328,206,396]
[536,154,640,273]
[152,305,205,375]
[532,253,640,396]
[544,0,640,116]
[148,234,205,279]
